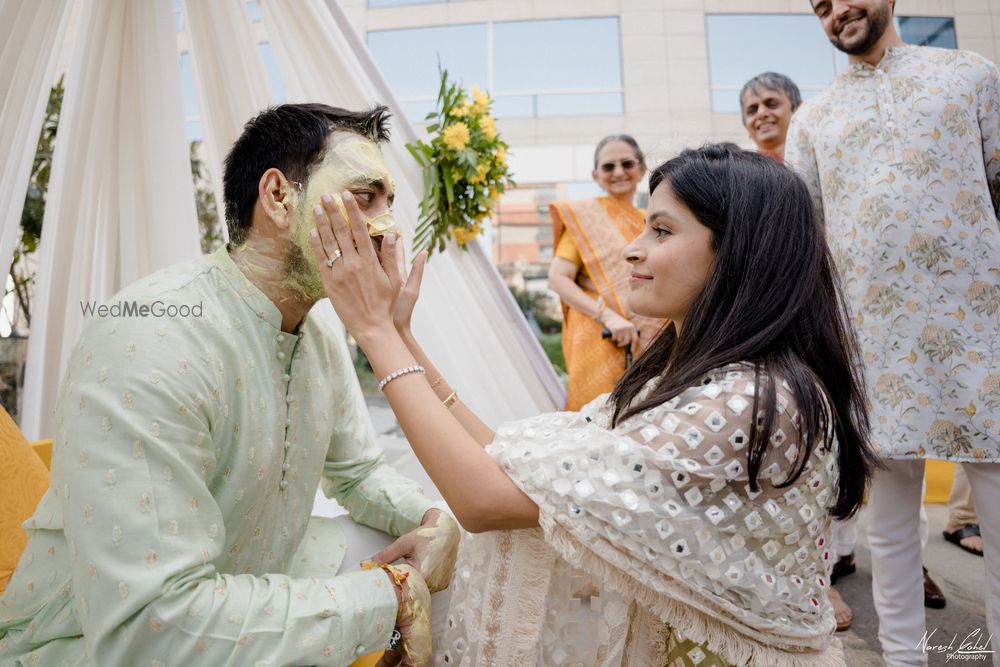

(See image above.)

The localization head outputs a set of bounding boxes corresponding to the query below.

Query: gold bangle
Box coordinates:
[442,391,458,408]
[431,376,445,389]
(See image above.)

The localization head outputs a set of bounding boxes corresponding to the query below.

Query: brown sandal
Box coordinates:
[828,587,853,632]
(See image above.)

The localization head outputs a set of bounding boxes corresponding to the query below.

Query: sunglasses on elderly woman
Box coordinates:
[599,159,639,173]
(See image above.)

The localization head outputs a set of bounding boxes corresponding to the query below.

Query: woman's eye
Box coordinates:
[353,191,375,203]
[654,227,670,238]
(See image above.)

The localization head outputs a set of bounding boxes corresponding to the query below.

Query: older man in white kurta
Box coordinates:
[787,43,1000,664]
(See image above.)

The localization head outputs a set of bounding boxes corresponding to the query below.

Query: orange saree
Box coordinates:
[549,197,665,411]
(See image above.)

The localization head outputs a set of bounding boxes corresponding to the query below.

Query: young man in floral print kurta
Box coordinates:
[788,1,1000,664]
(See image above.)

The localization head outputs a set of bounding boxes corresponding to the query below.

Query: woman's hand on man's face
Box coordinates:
[308,190,396,343]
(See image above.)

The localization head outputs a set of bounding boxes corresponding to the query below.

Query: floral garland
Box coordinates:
[406,70,514,256]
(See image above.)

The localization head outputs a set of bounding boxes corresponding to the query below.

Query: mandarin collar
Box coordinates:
[846,45,914,77]
[210,245,286,331]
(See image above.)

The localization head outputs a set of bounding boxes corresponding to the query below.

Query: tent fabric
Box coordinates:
[19,0,201,439]
[181,0,272,235]
[0,0,72,302]
[10,0,563,441]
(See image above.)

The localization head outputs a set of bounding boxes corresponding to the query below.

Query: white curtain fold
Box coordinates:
[18,0,562,439]
[181,0,273,237]
[260,0,565,425]
[20,0,200,438]
[0,0,72,291]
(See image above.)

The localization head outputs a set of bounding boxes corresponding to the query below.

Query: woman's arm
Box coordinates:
[310,193,538,532]
[549,257,637,350]
[361,327,538,533]
[547,257,599,317]
[384,235,496,448]
[397,327,496,447]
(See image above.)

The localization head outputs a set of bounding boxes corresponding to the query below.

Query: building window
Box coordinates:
[367,17,623,121]
[367,23,488,121]
[706,14,956,113]
[898,16,956,48]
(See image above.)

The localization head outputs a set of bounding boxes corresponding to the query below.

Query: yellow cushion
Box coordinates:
[31,439,52,470]
[0,407,50,594]
[349,651,385,666]
[924,459,955,504]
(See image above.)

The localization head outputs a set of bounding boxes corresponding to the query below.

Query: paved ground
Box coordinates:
[359,395,992,666]
[836,503,990,666]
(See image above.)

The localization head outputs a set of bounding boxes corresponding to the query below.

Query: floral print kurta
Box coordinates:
[0,247,433,666]
[786,46,1000,462]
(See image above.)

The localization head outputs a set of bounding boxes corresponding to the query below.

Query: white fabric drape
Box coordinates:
[17,0,562,438]
[181,0,273,238]
[259,0,565,424]
[20,0,200,438]
[0,0,72,291]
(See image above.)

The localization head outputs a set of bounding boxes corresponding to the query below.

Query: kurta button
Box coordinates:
[283,374,291,382]
[276,334,285,343]
[284,440,291,449]
[279,480,288,489]
[282,462,291,471]
[355,645,366,656]
[285,419,292,427]
[277,351,285,360]
[286,395,294,404]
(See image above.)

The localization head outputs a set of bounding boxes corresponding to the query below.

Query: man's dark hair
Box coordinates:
[222,103,391,245]
[610,144,877,521]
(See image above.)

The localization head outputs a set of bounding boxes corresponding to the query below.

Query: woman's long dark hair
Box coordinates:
[609,144,876,520]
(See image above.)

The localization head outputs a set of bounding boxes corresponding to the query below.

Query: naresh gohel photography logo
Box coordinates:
[80,300,203,318]
[918,628,995,662]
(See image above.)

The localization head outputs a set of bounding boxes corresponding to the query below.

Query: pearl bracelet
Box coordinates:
[377,364,426,392]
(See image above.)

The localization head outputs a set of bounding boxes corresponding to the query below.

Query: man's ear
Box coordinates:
[258,168,294,230]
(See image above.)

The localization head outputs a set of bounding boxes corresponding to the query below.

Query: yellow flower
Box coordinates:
[488,185,500,201]
[451,223,483,246]
[495,145,506,166]
[480,115,497,140]
[450,101,470,118]
[469,163,489,185]
[471,85,490,112]
[442,122,470,151]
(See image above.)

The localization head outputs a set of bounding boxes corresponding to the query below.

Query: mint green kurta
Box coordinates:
[0,247,432,666]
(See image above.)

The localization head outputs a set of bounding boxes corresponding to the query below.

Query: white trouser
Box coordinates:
[830,489,928,559]
[868,459,1000,666]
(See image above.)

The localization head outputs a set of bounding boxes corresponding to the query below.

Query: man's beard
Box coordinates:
[282,216,327,301]
[830,2,892,56]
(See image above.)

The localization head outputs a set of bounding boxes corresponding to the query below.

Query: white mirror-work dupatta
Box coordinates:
[436,365,845,666]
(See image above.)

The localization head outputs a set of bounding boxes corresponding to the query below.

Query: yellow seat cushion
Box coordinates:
[349,652,385,666]
[0,407,50,594]
[924,459,955,504]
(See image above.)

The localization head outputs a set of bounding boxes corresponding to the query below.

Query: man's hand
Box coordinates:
[376,564,432,667]
[367,509,460,593]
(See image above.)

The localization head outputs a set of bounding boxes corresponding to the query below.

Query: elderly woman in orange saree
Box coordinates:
[548,135,665,410]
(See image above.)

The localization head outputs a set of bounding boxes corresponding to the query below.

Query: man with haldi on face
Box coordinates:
[0,103,458,667]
